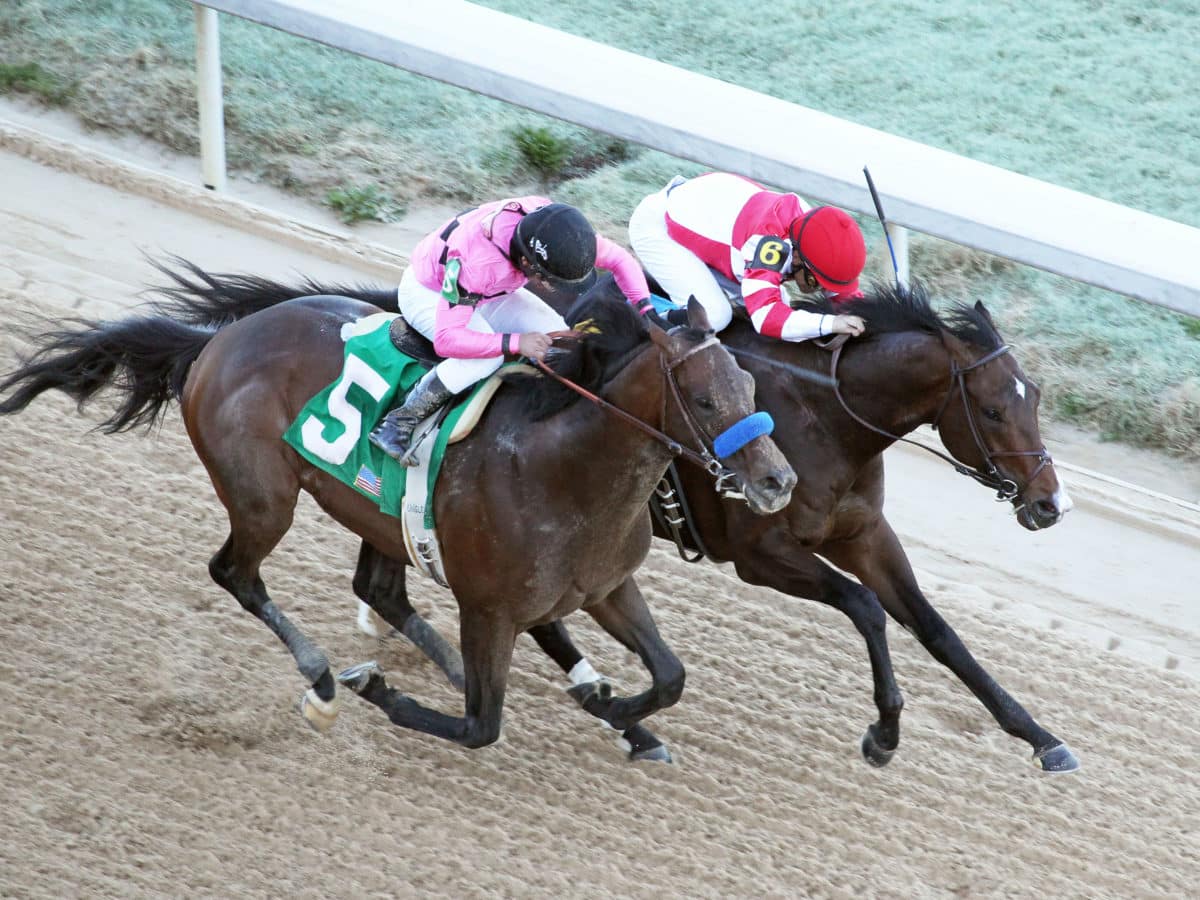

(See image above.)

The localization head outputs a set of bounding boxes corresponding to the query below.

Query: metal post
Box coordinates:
[194,4,227,191]
[885,221,910,288]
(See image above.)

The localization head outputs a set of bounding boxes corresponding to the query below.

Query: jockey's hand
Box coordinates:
[831,314,866,337]
[518,332,553,361]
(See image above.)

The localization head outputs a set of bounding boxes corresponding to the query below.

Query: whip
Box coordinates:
[863,166,902,291]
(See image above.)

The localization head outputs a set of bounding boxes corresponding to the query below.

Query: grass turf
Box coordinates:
[1,0,1196,452]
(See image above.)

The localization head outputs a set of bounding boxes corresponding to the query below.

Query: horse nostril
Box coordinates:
[757,470,795,497]
[1033,499,1059,522]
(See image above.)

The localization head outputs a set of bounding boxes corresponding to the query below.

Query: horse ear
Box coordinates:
[686,296,712,332]
[648,316,672,350]
[939,328,973,365]
[974,300,997,329]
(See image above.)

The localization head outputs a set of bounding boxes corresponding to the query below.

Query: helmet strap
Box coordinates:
[508,231,531,270]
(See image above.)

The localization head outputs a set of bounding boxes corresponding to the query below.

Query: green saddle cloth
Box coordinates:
[281,313,482,528]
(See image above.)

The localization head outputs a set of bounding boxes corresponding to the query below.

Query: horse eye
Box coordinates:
[694,395,715,411]
[983,407,1003,422]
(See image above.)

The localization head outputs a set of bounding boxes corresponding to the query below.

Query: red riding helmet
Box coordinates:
[789,206,866,297]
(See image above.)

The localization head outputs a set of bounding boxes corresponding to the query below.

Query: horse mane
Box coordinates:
[515,285,706,421]
[796,280,1004,350]
[142,254,397,325]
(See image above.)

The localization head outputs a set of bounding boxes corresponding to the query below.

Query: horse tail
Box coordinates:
[0,313,214,433]
[145,254,399,325]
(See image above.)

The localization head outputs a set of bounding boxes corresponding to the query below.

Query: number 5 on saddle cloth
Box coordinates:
[282,312,529,586]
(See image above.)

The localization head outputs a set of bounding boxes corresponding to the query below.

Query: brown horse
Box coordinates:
[113,262,1080,771]
[530,275,1079,771]
[0,284,795,751]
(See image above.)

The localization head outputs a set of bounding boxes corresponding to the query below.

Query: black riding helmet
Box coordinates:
[512,203,597,283]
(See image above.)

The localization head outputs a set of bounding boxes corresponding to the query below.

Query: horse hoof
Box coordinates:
[1033,742,1080,774]
[630,743,673,763]
[860,725,896,768]
[618,734,673,763]
[337,661,384,696]
[299,687,341,733]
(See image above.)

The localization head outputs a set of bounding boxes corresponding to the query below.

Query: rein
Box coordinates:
[531,335,762,495]
[825,335,1051,501]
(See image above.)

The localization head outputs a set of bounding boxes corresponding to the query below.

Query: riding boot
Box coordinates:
[368,369,456,464]
[664,307,690,328]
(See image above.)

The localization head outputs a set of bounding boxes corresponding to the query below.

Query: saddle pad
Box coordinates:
[447,362,536,442]
[282,313,467,523]
[282,313,528,526]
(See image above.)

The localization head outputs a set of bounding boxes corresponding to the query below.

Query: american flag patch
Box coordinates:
[353,465,383,497]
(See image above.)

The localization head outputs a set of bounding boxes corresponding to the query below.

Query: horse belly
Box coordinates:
[304,470,410,560]
[479,527,650,629]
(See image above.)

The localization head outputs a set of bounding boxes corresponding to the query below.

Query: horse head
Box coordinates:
[648,298,796,515]
[933,300,1071,530]
[552,292,795,516]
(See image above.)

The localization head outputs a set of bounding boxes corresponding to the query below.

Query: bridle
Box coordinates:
[532,335,769,499]
[824,336,1052,502]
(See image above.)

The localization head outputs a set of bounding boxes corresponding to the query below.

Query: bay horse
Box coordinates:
[0,284,795,751]
[533,276,1080,771]
[115,261,1080,771]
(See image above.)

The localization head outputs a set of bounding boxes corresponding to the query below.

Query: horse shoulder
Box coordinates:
[822,458,886,544]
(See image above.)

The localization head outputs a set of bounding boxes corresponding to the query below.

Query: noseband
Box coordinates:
[827,337,1052,502]
[532,335,772,499]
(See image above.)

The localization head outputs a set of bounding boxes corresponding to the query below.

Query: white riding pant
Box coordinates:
[396,267,567,394]
[628,183,734,332]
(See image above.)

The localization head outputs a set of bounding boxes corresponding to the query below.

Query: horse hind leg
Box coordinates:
[351,541,465,691]
[527,620,672,762]
[208,526,341,733]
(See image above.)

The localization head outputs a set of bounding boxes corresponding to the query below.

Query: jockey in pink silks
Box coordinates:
[369,198,655,464]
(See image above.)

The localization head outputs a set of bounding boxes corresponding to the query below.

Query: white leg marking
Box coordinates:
[568,659,619,731]
[357,600,390,638]
[568,658,601,686]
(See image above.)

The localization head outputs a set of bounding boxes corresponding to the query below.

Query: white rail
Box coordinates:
[194,4,226,191]
[193,0,1200,317]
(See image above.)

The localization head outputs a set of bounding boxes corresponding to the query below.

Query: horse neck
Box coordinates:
[839,331,954,438]
[555,343,675,495]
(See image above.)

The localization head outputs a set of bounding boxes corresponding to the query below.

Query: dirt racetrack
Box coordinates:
[2,116,1199,898]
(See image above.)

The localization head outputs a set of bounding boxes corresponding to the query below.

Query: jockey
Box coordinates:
[370,197,655,464]
[628,172,868,342]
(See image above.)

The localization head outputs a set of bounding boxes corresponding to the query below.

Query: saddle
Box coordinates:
[382,316,535,585]
[645,267,805,325]
[387,316,440,367]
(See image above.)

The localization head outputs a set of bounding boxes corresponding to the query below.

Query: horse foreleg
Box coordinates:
[352,542,466,690]
[734,539,904,767]
[208,534,340,733]
[823,517,1079,773]
[338,610,516,749]
[572,578,685,737]
[526,621,671,762]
